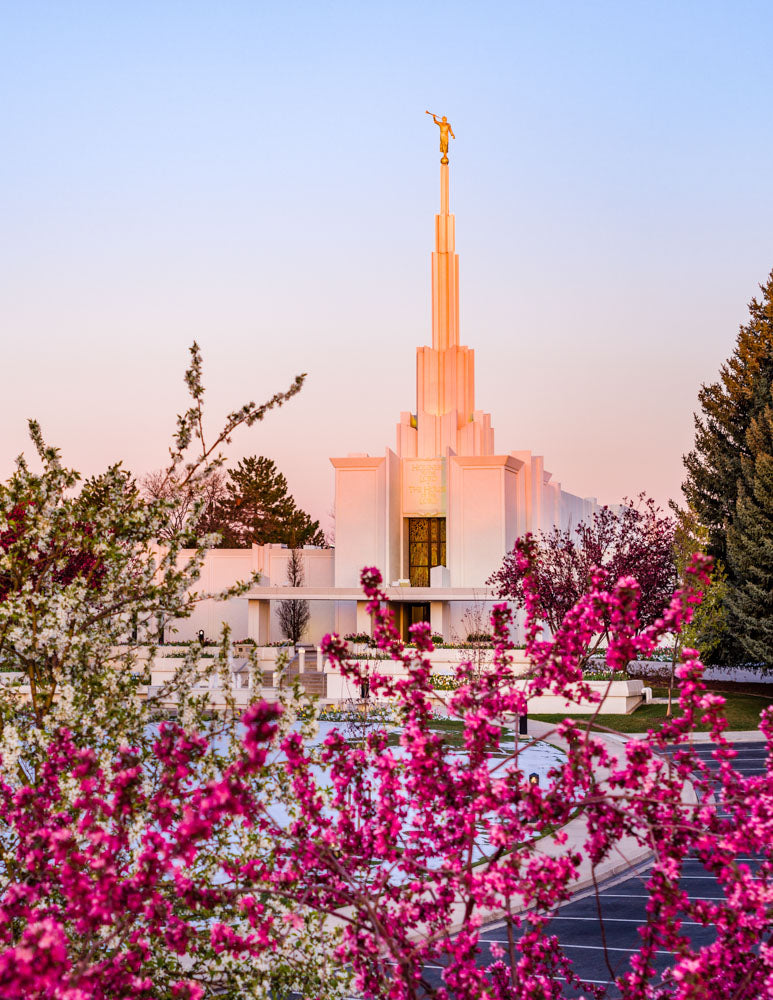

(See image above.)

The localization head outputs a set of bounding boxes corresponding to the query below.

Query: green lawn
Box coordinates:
[530,692,773,734]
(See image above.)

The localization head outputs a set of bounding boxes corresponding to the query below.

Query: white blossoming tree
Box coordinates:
[0,344,351,999]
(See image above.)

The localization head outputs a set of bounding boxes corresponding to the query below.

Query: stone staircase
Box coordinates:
[262,653,327,698]
[296,672,327,697]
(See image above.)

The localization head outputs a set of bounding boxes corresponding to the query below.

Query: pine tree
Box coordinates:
[683,270,773,561]
[682,269,773,660]
[217,456,325,548]
[671,502,730,663]
[726,401,773,662]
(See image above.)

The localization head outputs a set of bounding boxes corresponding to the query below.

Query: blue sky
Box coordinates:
[2,1,772,524]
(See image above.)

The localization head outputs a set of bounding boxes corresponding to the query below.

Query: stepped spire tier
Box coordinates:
[433,162,459,351]
[398,154,494,458]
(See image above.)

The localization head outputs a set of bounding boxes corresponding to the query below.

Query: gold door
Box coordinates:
[408,517,446,587]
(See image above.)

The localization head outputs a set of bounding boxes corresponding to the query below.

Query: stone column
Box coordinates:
[355,601,372,637]
[247,599,271,646]
[430,601,449,640]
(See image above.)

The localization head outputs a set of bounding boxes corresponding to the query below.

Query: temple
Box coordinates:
[180,133,598,645]
[326,146,597,640]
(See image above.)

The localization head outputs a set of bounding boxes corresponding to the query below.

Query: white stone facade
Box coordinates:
[325,157,597,640]
[169,155,598,647]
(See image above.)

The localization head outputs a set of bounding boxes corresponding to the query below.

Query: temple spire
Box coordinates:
[396,116,494,459]
[432,160,459,351]
[440,159,450,214]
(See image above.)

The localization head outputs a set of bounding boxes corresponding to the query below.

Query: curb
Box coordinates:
[621,729,767,743]
[441,721,692,936]
[683,729,767,743]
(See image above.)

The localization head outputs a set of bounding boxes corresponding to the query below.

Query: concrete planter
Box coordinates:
[322,657,394,676]
[256,646,295,669]
[347,643,373,657]
[523,679,644,715]
[232,642,257,658]
[323,667,643,714]
[425,647,532,675]
[328,647,532,676]
[426,647,494,669]
[325,670,377,702]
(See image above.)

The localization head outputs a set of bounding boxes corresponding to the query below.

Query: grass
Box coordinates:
[530,691,773,734]
[330,693,772,739]
[382,718,526,750]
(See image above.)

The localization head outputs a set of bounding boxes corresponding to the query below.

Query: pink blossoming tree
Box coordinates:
[489,496,678,641]
[2,350,772,998]
[3,540,773,997]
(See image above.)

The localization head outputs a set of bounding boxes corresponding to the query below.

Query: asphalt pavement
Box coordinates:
[285,739,769,998]
[416,739,769,998]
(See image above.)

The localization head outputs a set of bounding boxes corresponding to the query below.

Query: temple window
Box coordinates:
[408,517,446,587]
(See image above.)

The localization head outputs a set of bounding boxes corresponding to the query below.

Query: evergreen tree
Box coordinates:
[682,270,773,564]
[682,269,773,660]
[217,456,325,548]
[671,502,730,663]
[726,401,773,662]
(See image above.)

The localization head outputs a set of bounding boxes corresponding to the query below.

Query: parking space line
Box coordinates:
[678,874,764,880]
[417,966,616,988]
[710,767,766,771]
[546,916,705,926]
[683,857,763,862]
[561,944,674,955]
[591,893,726,901]
[552,978,613,986]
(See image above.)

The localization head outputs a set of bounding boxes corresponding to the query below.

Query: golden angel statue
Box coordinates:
[426,111,455,163]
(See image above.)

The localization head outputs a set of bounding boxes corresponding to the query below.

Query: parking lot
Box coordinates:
[417,740,769,997]
[288,741,769,998]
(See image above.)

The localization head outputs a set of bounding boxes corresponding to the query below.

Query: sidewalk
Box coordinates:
[622,728,768,742]
[529,720,666,887]
[687,729,767,742]
[443,720,693,933]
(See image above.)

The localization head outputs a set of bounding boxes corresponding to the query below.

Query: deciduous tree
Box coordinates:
[277,547,311,644]
[489,495,677,642]
[141,467,227,543]
[0,345,348,998]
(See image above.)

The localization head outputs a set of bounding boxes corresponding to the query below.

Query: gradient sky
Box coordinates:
[2,1,773,532]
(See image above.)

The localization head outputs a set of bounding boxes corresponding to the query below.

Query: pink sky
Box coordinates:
[2,3,772,532]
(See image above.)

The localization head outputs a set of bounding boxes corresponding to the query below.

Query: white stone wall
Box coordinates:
[330,456,387,587]
[167,544,335,644]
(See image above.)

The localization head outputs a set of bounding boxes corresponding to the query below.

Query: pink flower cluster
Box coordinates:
[3,551,773,998]
[0,703,282,998]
